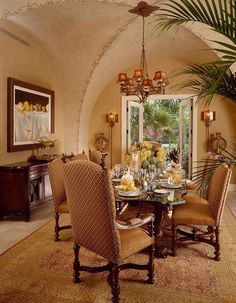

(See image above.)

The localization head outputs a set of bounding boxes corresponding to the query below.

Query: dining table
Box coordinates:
[114,180,187,258]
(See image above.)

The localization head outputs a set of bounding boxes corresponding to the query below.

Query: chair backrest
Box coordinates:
[89,150,102,165]
[207,164,232,225]
[48,155,89,211]
[48,158,66,211]
[74,153,89,161]
[62,153,88,163]
[63,160,122,264]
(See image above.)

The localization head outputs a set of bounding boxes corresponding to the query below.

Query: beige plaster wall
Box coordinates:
[0,20,63,165]
[198,98,236,183]
[89,62,236,183]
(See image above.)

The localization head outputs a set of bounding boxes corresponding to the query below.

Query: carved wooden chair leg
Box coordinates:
[110,264,120,303]
[147,244,155,284]
[191,227,197,240]
[171,220,177,257]
[147,220,155,284]
[214,226,221,261]
[207,226,214,241]
[54,212,60,241]
[73,243,81,283]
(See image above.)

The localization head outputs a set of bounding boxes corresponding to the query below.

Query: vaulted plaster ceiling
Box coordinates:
[0,0,219,151]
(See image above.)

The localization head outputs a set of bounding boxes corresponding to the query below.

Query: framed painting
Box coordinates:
[7,78,55,152]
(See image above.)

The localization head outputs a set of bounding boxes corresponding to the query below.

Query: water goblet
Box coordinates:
[113,164,121,181]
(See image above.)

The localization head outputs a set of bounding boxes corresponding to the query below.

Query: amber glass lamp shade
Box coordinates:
[133,69,143,80]
[142,78,153,87]
[118,73,128,83]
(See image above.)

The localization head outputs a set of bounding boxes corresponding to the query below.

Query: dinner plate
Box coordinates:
[114,185,124,190]
[112,178,121,183]
[118,190,142,197]
[161,183,183,189]
[153,189,170,195]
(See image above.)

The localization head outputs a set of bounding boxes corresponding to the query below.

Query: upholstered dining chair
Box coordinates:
[63,160,155,303]
[48,154,89,241]
[61,152,88,163]
[185,152,221,197]
[171,164,232,261]
[89,150,103,165]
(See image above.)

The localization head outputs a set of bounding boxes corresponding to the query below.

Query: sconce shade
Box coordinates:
[201,110,216,124]
[106,113,118,127]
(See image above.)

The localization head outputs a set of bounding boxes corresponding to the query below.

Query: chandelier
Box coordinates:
[118,1,169,103]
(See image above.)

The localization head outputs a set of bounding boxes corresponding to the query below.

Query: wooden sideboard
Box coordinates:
[0,161,52,222]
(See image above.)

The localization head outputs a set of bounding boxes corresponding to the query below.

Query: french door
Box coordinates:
[121,95,197,178]
[179,99,193,178]
[127,101,144,147]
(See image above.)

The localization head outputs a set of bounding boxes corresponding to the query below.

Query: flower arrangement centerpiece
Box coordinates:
[125,141,165,170]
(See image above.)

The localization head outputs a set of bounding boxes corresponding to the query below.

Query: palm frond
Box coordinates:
[172,63,236,106]
[155,0,236,41]
[154,0,236,105]
[191,144,236,195]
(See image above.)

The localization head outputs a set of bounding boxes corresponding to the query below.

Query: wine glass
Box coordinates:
[113,164,121,181]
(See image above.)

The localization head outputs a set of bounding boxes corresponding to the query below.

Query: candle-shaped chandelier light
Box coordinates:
[118,1,169,103]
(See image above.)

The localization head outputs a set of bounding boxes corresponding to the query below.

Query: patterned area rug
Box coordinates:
[0,206,236,303]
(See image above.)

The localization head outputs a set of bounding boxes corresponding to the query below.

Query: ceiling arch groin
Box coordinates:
[0,0,223,152]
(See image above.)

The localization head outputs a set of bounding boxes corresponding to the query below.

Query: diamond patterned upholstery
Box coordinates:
[63,160,155,302]
[63,160,122,263]
[172,164,232,260]
[48,154,89,241]
[207,164,232,225]
[89,150,102,165]
[48,158,66,213]
[63,160,153,263]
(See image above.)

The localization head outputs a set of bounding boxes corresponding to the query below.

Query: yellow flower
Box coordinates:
[146,149,152,158]
[128,145,137,153]
[127,141,165,168]
[124,154,131,165]
[140,141,153,150]
[140,150,148,161]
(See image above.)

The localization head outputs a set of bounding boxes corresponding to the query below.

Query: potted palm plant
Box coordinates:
[155,0,236,106]
[154,0,236,190]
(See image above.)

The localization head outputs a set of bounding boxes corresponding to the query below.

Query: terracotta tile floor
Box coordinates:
[0,192,235,255]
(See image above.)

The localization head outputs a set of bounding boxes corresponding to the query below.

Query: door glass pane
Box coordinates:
[143,99,180,155]
[130,106,140,145]
[181,104,191,177]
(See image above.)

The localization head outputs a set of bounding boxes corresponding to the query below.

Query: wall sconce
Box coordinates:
[201,110,216,151]
[106,113,118,127]
[106,113,118,168]
[201,110,216,126]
